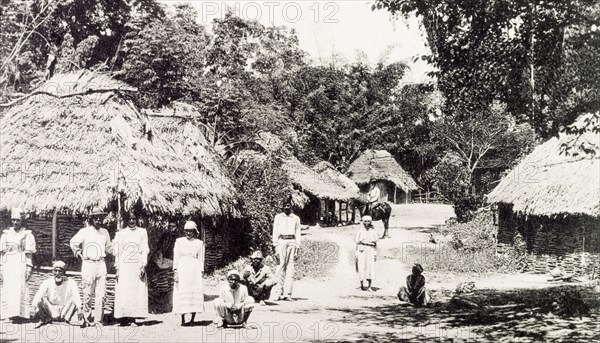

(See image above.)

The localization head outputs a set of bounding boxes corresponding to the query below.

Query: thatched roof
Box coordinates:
[282,158,359,201]
[147,111,239,216]
[310,161,360,200]
[0,71,236,216]
[240,132,360,201]
[488,113,600,216]
[347,149,419,191]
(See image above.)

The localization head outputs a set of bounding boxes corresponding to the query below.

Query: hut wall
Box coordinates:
[498,204,600,276]
[374,181,388,202]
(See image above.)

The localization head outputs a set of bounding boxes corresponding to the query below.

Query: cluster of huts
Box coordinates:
[0,71,419,312]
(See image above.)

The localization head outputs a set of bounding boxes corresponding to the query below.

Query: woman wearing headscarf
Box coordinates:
[172,220,205,326]
[397,263,431,307]
[355,215,378,291]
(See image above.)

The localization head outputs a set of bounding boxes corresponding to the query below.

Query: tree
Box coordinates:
[432,101,536,190]
[116,3,209,108]
[0,0,163,100]
[374,0,600,137]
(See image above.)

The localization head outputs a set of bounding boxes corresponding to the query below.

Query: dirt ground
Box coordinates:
[2,204,598,342]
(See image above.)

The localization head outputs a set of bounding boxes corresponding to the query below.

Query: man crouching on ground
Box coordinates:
[241,251,277,303]
[30,261,83,326]
[214,270,255,328]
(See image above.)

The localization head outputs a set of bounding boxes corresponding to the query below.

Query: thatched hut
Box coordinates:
[0,71,239,312]
[347,149,419,204]
[285,160,360,225]
[487,113,600,276]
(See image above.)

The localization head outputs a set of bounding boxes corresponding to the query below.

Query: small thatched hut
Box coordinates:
[0,71,240,312]
[285,160,360,225]
[347,149,419,204]
[487,113,600,276]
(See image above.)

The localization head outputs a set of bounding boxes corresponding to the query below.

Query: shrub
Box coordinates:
[453,195,484,223]
[396,210,518,274]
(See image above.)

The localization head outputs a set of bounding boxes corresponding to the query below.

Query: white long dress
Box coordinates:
[355,228,378,282]
[113,227,149,318]
[0,228,36,319]
[172,237,205,314]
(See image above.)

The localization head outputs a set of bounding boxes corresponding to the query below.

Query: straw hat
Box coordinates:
[89,206,107,216]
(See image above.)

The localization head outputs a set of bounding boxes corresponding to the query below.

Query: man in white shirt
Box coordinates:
[366,183,381,214]
[272,201,301,301]
[213,270,255,328]
[69,206,112,326]
[31,261,83,326]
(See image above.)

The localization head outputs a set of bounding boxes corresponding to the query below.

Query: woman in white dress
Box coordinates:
[113,214,149,325]
[355,215,378,292]
[0,208,36,321]
[172,221,205,326]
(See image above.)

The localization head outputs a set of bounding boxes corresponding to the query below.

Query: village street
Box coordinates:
[3,204,596,343]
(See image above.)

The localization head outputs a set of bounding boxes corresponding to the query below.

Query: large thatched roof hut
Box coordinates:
[0,71,235,216]
[347,149,419,204]
[0,71,241,313]
[487,113,600,276]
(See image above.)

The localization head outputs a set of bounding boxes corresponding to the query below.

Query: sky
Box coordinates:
[160,1,433,83]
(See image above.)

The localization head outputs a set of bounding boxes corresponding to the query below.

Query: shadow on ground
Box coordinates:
[307,286,600,342]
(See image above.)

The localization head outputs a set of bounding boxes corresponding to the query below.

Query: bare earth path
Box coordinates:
[2,204,598,342]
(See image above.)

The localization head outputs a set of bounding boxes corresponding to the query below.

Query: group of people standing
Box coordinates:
[0,200,302,329]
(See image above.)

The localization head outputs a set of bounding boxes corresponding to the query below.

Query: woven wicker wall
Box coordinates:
[498,205,600,276]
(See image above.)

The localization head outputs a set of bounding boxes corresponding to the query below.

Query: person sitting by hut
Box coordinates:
[214,270,255,328]
[173,220,205,326]
[355,216,378,291]
[241,251,277,303]
[397,263,431,307]
[30,261,83,326]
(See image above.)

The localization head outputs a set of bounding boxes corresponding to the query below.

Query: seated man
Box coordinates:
[241,251,276,303]
[397,263,431,307]
[31,261,83,325]
[213,270,255,328]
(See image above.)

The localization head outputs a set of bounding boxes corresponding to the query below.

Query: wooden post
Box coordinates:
[51,209,58,261]
[394,187,397,204]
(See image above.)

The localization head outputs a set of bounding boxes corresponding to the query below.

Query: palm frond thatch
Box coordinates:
[488,113,600,216]
[0,71,236,216]
[346,149,418,192]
